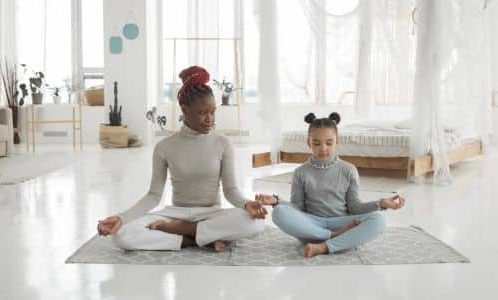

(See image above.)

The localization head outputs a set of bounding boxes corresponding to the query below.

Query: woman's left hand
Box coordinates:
[245,201,268,219]
[380,194,406,210]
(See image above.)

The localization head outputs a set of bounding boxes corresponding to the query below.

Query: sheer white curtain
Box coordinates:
[299,0,359,104]
[411,0,493,184]
[355,0,415,119]
[0,0,17,106]
[186,0,220,76]
[0,0,17,63]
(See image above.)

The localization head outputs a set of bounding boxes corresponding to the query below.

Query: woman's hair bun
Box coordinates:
[328,112,341,125]
[304,113,316,124]
[179,66,210,86]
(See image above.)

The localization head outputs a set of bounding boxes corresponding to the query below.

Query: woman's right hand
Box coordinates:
[97,215,123,236]
[255,193,278,206]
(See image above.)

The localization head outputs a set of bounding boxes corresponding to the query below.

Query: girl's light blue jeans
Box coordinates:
[272,204,386,253]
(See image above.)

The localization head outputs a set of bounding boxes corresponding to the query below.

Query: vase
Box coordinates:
[11,105,20,144]
[53,95,61,104]
[221,95,230,106]
[32,93,43,105]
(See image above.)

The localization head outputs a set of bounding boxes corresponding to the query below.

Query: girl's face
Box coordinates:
[307,127,338,161]
[181,95,216,134]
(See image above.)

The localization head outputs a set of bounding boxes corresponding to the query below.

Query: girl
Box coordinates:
[98,66,267,252]
[257,112,405,258]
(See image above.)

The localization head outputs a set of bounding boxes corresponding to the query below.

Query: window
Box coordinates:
[17,0,72,88]
[82,0,104,89]
[162,0,242,104]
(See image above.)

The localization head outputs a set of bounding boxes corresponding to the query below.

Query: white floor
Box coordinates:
[1,143,498,300]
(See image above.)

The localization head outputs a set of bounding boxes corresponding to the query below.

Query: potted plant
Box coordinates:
[52,87,61,104]
[29,71,45,105]
[0,59,23,144]
[213,78,240,106]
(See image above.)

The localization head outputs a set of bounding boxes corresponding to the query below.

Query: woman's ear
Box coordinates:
[180,104,188,115]
[306,137,311,148]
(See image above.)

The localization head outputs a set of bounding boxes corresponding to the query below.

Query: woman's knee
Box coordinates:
[231,208,266,235]
[112,227,135,250]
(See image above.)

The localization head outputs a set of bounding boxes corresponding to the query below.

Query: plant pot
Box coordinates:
[11,105,20,144]
[221,95,230,106]
[32,93,43,105]
[52,95,61,104]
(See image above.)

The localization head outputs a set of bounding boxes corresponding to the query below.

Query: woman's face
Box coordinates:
[307,127,338,161]
[181,95,216,134]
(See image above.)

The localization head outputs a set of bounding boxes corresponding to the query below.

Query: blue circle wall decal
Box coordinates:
[123,23,139,40]
[110,36,123,54]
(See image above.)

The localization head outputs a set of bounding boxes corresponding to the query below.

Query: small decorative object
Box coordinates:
[110,36,123,54]
[213,78,240,106]
[19,83,28,106]
[146,106,167,131]
[29,71,45,104]
[109,81,122,126]
[84,87,104,106]
[52,87,61,104]
[123,23,139,40]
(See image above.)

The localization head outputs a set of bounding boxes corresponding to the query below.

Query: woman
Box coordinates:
[97,66,266,252]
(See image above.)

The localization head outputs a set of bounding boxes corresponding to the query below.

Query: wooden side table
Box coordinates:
[25,103,83,152]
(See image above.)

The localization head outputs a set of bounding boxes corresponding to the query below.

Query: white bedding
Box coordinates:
[281,121,466,157]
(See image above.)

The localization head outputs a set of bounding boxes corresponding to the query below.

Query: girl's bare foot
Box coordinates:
[207,240,226,252]
[331,219,361,238]
[304,243,328,258]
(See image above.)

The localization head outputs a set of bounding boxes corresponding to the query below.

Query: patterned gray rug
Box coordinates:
[66,227,468,266]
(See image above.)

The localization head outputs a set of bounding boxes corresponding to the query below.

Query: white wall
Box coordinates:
[103,0,160,144]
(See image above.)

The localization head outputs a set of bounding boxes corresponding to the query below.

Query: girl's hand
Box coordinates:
[255,193,278,206]
[380,194,406,210]
[244,201,268,219]
[97,215,123,236]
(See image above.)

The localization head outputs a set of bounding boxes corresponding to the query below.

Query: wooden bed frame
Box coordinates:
[253,140,483,177]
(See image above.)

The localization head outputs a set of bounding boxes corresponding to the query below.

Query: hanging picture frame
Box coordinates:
[123,11,139,40]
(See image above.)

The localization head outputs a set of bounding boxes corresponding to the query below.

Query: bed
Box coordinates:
[266,120,482,177]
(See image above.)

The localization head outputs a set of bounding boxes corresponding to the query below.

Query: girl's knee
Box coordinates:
[271,204,293,226]
[368,212,387,233]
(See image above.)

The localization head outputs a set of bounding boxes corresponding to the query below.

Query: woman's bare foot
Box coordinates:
[331,219,361,238]
[148,219,197,237]
[304,243,328,258]
[206,240,226,252]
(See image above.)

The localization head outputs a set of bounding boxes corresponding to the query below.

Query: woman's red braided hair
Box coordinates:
[177,66,213,106]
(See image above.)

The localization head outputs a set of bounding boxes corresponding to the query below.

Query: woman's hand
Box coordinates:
[380,194,406,210]
[244,201,268,219]
[255,193,278,206]
[97,215,123,236]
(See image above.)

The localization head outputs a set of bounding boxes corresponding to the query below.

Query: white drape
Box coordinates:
[186,0,220,75]
[255,0,282,162]
[411,0,493,184]
[0,0,17,63]
[0,0,17,106]
[300,0,359,104]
